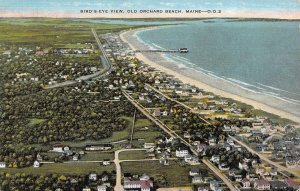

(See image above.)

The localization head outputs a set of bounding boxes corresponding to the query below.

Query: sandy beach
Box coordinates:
[120,27,300,124]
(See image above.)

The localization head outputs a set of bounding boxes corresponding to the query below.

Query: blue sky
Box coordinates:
[1,0,300,12]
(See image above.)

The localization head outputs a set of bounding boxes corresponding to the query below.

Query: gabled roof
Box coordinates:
[124,180,153,189]
[242,178,250,183]
[255,179,270,186]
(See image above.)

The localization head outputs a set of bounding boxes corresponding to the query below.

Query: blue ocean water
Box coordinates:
[136,20,300,108]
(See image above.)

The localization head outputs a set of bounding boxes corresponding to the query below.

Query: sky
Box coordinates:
[1,0,300,19]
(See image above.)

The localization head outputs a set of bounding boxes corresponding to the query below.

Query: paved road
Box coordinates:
[145,84,212,125]
[114,149,124,191]
[229,135,300,178]
[114,149,147,191]
[202,159,237,190]
[122,90,238,191]
[91,28,112,73]
[146,84,300,180]
[122,91,192,149]
[120,158,178,163]
[41,160,112,164]
[45,29,112,89]
[129,109,137,145]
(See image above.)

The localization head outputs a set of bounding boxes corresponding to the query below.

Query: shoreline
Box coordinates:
[120,27,300,124]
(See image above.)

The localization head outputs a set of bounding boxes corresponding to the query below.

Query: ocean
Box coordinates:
[134,20,300,117]
[83,19,300,117]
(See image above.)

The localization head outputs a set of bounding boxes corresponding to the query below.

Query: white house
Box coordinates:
[89,173,97,181]
[0,162,6,168]
[208,138,216,146]
[103,160,110,166]
[218,163,229,171]
[254,179,270,190]
[176,147,189,158]
[242,178,251,188]
[33,160,40,168]
[189,168,200,176]
[144,143,156,149]
[192,175,204,184]
[210,155,220,164]
[191,88,197,93]
[52,145,64,152]
[97,185,107,191]
[184,132,191,139]
[139,96,145,101]
[227,138,234,146]
[238,162,249,170]
[162,111,168,116]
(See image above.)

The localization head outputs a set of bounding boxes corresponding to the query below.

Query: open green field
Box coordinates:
[121,161,192,187]
[28,118,47,126]
[251,109,297,126]
[0,162,114,175]
[0,18,136,47]
[132,118,162,143]
[133,130,162,142]
[81,152,114,161]
[119,150,149,160]
[99,129,130,143]
[135,118,152,128]
[58,43,93,49]
[97,116,133,143]
[94,116,160,144]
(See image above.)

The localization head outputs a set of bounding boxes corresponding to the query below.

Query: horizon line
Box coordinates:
[1,16,300,20]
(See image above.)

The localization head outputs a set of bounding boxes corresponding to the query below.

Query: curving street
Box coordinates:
[45,28,112,89]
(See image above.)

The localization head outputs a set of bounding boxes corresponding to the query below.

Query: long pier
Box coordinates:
[135,49,181,53]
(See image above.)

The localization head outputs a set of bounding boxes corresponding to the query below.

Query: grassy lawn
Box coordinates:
[119,150,149,160]
[121,161,192,187]
[98,116,133,143]
[133,130,162,142]
[93,116,160,144]
[187,98,202,102]
[0,162,114,175]
[42,152,62,160]
[81,152,114,161]
[58,43,92,49]
[251,109,297,126]
[135,118,152,128]
[161,119,179,130]
[98,129,130,143]
[28,118,47,126]
[132,117,162,143]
